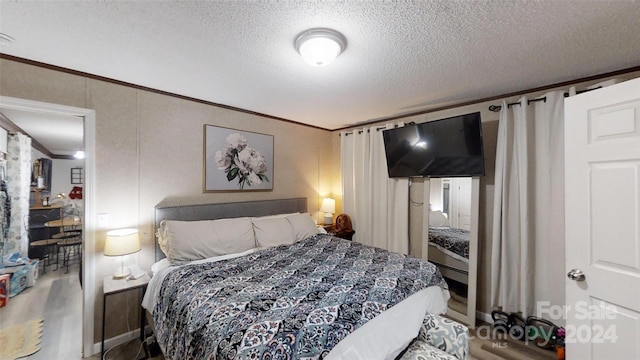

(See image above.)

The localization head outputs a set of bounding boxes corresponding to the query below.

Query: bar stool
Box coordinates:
[55,207,83,273]
[26,214,58,272]
[29,238,58,271]
[57,234,82,273]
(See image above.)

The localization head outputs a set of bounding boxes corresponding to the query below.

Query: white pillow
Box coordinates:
[287,213,320,242]
[256,212,299,220]
[429,211,450,227]
[158,217,255,265]
[252,217,295,249]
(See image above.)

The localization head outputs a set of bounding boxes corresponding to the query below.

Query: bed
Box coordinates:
[142,198,452,360]
[427,211,469,285]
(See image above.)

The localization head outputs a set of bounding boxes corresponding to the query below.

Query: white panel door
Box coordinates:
[449,177,472,230]
[565,77,640,359]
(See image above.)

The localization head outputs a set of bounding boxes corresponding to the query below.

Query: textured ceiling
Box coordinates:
[1,1,639,132]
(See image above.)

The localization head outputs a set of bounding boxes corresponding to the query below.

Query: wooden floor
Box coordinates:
[85,340,164,360]
[0,264,83,359]
[467,322,558,360]
[1,264,556,360]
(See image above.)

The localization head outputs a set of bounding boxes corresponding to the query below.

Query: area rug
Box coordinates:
[0,318,44,360]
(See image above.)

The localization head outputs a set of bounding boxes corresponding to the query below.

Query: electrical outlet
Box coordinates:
[97,213,109,227]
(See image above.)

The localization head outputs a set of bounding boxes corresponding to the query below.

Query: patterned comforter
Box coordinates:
[153,234,448,360]
[428,227,470,259]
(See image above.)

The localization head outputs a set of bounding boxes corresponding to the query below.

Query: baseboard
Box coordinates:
[476,310,492,324]
[89,325,152,357]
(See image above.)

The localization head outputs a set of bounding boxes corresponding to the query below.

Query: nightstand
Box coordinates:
[320,224,335,234]
[321,224,355,240]
[102,274,150,359]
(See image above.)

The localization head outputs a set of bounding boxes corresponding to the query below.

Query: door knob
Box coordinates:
[567,269,586,281]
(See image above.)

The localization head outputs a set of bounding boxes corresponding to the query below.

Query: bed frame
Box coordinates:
[153,197,308,261]
[427,244,469,285]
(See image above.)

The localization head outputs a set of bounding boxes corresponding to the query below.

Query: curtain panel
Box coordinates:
[490,91,566,319]
[6,132,32,257]
[340,122,409,254]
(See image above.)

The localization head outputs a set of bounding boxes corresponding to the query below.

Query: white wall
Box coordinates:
[51,158,84,209]
[429,178,443,211]
[31,148,47,162]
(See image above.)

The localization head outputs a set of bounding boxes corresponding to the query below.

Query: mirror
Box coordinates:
[424,177,478,328]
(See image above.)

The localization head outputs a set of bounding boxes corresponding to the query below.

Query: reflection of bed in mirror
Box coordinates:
[428,224,469,285]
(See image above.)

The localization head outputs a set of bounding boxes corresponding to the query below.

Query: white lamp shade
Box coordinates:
[320,198,336,214]
[320,198,336,225]
[104,229,141,256]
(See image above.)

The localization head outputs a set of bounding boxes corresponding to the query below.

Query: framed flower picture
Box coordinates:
[203,125,274,192]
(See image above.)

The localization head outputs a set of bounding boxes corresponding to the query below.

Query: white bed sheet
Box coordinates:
[142,251,450,360]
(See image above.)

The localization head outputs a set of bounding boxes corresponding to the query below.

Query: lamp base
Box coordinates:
[323,214,333,225]
[112,270,130,279]
[113,258,130,279]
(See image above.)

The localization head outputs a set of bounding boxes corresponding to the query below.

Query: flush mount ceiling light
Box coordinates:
[295,28,347,67]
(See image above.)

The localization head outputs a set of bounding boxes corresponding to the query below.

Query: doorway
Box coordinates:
[0,95,96,357]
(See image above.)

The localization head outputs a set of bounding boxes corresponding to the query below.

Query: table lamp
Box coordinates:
[320,198,336,225]
[104,229,141,279]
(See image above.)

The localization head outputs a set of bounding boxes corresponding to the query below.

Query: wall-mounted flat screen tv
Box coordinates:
[382,112,485,178]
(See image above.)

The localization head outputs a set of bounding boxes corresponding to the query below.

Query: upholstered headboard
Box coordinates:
[153,197,308,261]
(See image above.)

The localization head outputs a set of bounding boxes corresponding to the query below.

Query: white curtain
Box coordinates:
[490,91,565,318]
[6,132,32,258]
[340,122,409,254]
